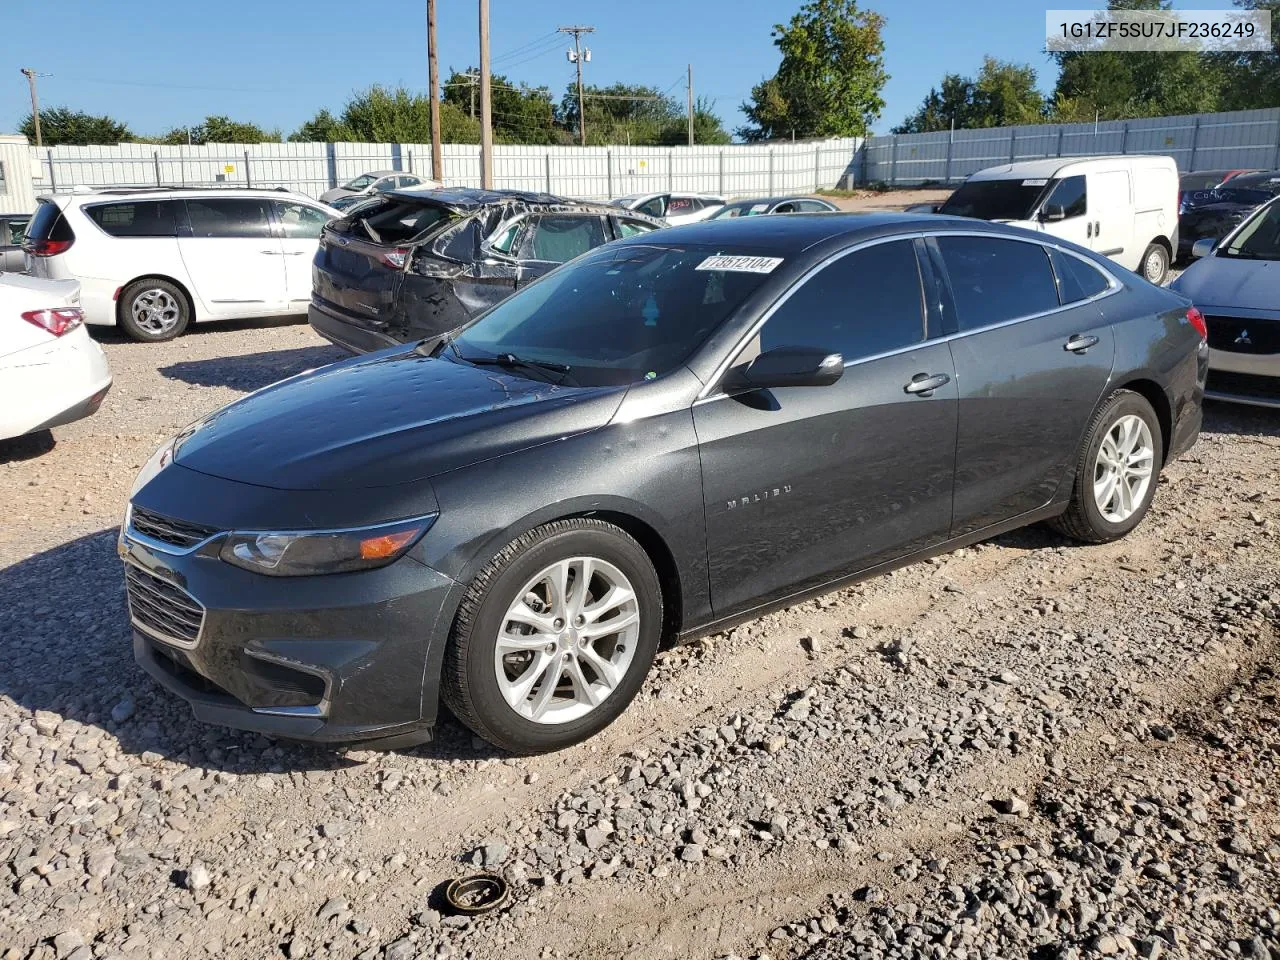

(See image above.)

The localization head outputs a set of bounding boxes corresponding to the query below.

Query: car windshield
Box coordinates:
[1219,201,1280,260]
[1184,187,1272,208]
[448,243,776,387]
[343,175,376,190]
[939,178,1049,221]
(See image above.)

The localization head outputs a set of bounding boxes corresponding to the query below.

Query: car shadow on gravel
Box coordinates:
[87,315,315,345]
[158,345,346,392]
[0,429,56,464]
[0,527,498,773]
[1202,399,1279,437]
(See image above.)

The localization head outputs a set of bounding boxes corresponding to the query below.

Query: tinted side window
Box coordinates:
[525,216,606,263]
[758,240,926,362]
[1045,175,1087,218]
[3,218,27,245]
[185,198,272,239]
[275,202,329,239]
[87,201,178,238]
[937,236,1060,330]
[636,196,666,218]
[1051,248,1111,303]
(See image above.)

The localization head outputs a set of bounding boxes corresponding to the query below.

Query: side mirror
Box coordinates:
[1191,237,1216,259]
[1040,203,1067,222]
[727,346,844,391]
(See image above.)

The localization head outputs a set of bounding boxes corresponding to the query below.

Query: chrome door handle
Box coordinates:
[284,251,310,256]
[904,372,951,396]
[1087,222,1093,239]
[1064,334,1100,354]
[259,249,282,255]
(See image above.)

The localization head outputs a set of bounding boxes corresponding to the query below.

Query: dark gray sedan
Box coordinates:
[122,214,1206,754]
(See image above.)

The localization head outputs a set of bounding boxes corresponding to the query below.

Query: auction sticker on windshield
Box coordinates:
[696,255,784,273]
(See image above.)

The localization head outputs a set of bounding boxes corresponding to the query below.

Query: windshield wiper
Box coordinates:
[457,351,576,384]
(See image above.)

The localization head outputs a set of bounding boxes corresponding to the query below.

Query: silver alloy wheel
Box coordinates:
[1093,414,1155,523]
[131,288,181,335]
[494,557,641,725]
[1143,248,1166,283]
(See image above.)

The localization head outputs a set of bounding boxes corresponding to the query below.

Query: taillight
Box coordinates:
[1186,306,1208,341]
[380,248,409,269]
[21,306,83,337]
[25,237,73,257]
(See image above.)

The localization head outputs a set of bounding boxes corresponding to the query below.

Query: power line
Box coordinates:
[491,31,558,64]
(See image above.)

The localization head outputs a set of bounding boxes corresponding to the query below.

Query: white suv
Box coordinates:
[23,188,340,341]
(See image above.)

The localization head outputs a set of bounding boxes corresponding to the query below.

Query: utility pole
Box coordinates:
[479,0,494,189]
[559,25,595,146]
[20,68,42,148]
[686,63,694,147]
[427,0,443,181]
[465,71,479,119]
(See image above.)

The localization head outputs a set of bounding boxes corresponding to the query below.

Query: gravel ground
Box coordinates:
[0,241,1276,960]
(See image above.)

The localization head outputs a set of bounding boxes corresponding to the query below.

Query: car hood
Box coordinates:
[1171,255,1280,312]
[174,348,627,491]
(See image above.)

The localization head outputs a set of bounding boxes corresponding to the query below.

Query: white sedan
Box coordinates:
[1,274,112,441]
[610,192,725,225]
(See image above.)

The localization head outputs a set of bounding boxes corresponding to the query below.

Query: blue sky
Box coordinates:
[3,0,1240,140]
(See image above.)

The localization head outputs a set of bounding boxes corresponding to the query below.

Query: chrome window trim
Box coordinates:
[694,229,1122,403]
[124,559,207,651]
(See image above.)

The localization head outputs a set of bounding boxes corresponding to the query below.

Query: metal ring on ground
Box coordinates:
[443,873,510,915]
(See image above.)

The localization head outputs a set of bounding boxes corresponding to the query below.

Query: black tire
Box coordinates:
[1050,389,1163,544]
[119,279,190,342]
[1139,242,1170,285]
[442,519,663,754]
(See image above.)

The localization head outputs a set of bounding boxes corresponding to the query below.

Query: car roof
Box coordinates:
[49,187,328,206]
[617,210,1040,254]
[722,196,832,207]
[968,155,1174,181]
[382,186,658,221]
[355,170,403,178]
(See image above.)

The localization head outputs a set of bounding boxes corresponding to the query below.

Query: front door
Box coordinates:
[931,234,1116,537]
[179,197,286,317]
[694,238,958,618]
[1039,174,1091,249]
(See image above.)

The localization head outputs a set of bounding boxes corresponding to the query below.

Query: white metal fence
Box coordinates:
[860,107,1280,185]
[22,139,861,208]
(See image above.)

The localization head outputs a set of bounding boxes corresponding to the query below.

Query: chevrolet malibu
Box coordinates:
[120,214,1206,754]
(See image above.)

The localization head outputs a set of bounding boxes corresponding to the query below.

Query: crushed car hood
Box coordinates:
[1172,255,1280,313]
[175,349,627,490]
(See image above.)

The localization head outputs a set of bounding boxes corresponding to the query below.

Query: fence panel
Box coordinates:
[22,137,861,210]
[859,107,1280,186]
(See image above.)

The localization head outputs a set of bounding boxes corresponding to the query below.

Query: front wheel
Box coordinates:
[1050,389,1163,544]
[442,519,663,754]
[1140,243,1170,285]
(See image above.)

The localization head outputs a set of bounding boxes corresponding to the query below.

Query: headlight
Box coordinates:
[130,436,177,497]
[219,516,435,577]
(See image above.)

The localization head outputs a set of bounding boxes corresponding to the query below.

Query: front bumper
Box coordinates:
[120,517,460,747]
[1207,346,1280,408]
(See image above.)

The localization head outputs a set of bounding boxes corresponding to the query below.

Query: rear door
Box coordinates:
[695,238,958,616]
[514,213,609,284]
[179,197,285,316]
[273,200,332,309]
[1088,170,1136,268]
[932,233,1116,536]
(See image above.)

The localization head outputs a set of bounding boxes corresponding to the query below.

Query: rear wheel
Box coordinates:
[1050,389,1163,544]
[442,519,662,754]
[1140,242,1170,285]
[119,279,190,342]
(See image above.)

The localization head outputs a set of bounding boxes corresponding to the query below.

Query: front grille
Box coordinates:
[1204,315,1280,355]
[129,506,218,550]
[125,564,205,647]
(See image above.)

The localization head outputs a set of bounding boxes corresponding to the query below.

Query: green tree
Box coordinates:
[1051,0,1227,120]
[739,0,888,141]
[1217,0,1280,109]
[163,115,280,145]
[895,58,1043,133]
[20,106,131,145]
[443,68,557,144]
[298,86,480,144]
[289,108,353,143]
